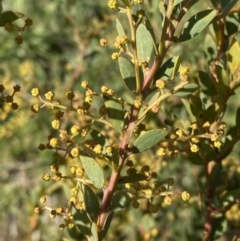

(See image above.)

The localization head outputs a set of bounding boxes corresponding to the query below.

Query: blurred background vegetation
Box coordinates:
[0,0,240,241]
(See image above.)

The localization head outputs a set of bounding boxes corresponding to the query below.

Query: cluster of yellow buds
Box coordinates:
[108,0,118,9]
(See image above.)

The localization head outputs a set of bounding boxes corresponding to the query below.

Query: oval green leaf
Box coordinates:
[154,55,181,81]
[84,185,100,223]
[105,99,125,133]
[90,223,99,241]
[136,23,153,61]
[0,11,25,26]
[80,155,104,189]
[101,211,114,239]
[177,9,217,42]
[112,192,131,211]
[131,129,168,153]
[116,18,126,36]
[174,83,199,96]
[118,56,136,92]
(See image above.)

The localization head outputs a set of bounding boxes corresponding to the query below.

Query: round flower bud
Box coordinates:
[210,134,218,142]
[157,147,166,156]
[179,66,189,76]
[111,52,119,60]
[126,160,133,167]
[156,79,166,89]
[15,35,23,45]
[150,204,158,213]
[34,207,41,214]
[5,95,13,103]
[164,195,172,205]
[4,22,14,32]
[105,146,112,154]
[13,85,21,92]
[100,38,108,46]
[56,207,64,214]
[40,197,46,204]
[190,122,198,129]
[131,199,140,209]
[175,129,184,137]
[94,144,103,154]
[190,144,199,153]
[71,147,80,157]
[76,167,84,176]
[70,187,79,196]
[38,143,45,150]
[166,177,174,186]
[31,88,40,97]
[42,173,51,181]
[66,91,75,100]
[70,166,77,174]
[59,224,65,230]
[45,91,54,100]
[81,80,89,89]
[71,125,80,135]
[181,191,190,201]
[85,96,93,103]
[49,138,59,148]
[51,119,61,129]
[134,99,142,109]
[11,102,19,110]
[214,141,222,149]
[101,86,108,93]
[108,0,118,9]
[50,210,57,219]
[25,18,33,27]
[143,188,153,198]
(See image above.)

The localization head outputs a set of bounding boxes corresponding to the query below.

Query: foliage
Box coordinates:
[1,0,240,241]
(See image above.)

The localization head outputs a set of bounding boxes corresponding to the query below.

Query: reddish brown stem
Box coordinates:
[97,106,138,230]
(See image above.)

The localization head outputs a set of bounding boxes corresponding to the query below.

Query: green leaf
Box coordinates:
[0,11,25,27]
[118,56,136,92]
[198,71,214,96]
[188,153,203,165]
[232,82,240,95]
[181,98,196,121]
[218,0,238,18]
[204,34,217,64]
[116,18,126,36]
[101,212,114,239]
[90,223,99,241]
[189,94,203,118]
[72,208,91,236]
[84,185,100,223]
[80,155,104,189]
[228,38,240,75]
[215,65,230,87]
[105,99,125,133]
[136,23,153,61]
[203,103,220,124]
[154,55,181,81]
[89,128,109,150]
[118,173,147,184]
[226,13,240,36]
[174,83,199,96]
[112,192,131,210]
[131,129,168,153]
[177,9,217,42]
